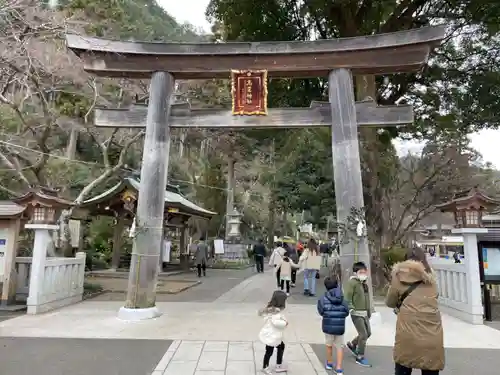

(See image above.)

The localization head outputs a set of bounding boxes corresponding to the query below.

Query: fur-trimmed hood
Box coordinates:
[392,260,434,284]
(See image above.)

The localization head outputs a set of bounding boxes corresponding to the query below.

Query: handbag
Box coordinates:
[394,281,422,314]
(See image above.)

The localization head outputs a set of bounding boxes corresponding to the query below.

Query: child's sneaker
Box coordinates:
[325,361,333,370]
[355,357,372,367]
[275,364,287,372]
[262,367,273,374]
[334,369,344,374]
[346,342,357,357]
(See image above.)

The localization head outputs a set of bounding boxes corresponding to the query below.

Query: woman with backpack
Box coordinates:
[385,247,444,375]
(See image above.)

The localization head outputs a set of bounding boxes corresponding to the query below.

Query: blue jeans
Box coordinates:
[303,269,318,294]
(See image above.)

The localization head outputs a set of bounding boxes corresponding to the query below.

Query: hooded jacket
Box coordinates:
[385,260,445,371]
[317,287,350,336]
[258,307,288,347]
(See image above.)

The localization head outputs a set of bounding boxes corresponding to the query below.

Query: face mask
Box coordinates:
[357,274,368,281]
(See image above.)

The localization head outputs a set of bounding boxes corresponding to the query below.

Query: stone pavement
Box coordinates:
[92,267,256,302]
[152,340,326,375]
[2,265,500,374]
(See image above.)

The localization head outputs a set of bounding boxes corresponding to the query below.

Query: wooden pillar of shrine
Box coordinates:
[120,71,174,318]
[329,68,374,303]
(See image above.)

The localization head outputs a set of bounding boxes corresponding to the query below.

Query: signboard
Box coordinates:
[483,247,500,281]
[231,70,268,115]
[214,239,225,254]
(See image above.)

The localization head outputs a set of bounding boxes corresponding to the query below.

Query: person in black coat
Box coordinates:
[317,277,350,373]
[253,239,267,273]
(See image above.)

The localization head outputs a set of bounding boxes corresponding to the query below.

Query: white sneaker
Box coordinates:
[262,367,273,374]
[286,292,290,297]
[275,364,287,372]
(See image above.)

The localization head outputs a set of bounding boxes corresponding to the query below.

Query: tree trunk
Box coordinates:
[111,217,126,270]
[66,128,78,160]
[356,75,388,289]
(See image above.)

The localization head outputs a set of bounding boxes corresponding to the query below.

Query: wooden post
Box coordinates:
[111,216,126,270]
[329,68,374,303]
[179,224,188,270]
[0,218,21,305]
[123,71,174,312]
[225,157,235,238]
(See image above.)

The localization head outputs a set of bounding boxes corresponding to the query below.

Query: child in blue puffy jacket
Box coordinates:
[317,277,350,373]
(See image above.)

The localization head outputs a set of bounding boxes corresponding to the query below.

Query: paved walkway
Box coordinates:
[152,340,326,375]
[2,265,500,374]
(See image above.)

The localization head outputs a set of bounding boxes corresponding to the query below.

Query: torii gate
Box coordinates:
[66,25,446,320]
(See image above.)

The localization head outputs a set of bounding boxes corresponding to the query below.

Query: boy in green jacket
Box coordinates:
[343,261,372,367]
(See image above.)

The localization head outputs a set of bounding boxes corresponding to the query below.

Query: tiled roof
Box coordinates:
[0,201,26,217]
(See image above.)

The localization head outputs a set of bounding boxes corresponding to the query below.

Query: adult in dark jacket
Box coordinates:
[320,242,331,267]
[317,277,350,372]
[253,239,267,273]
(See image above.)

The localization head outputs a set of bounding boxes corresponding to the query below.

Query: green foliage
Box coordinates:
[381,246,407,269]
[67,0,200,41]
[272,128,335,228]
[53,89,92,118]
[193,155,227,237]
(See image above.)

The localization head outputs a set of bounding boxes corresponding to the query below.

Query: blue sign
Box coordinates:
[0,239,6,245]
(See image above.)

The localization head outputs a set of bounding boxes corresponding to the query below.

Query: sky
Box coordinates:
[160,1,500,168]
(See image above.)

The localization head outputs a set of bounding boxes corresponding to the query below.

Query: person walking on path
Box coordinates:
[385,247,445,375]
[344,261,372,367]
[320,241,331,268]
[284,243,299,287]
[253,239,267,273]
[276,252,300,296]
[194,237,208,277]
[269,242,286,288]
[299,239,322,296]
[258,290,289,374]
[317,276,350,373]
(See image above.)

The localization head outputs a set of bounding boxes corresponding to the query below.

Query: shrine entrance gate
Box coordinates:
[66,25,445,319]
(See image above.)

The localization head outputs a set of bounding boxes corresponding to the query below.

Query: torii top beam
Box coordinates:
[65,26,446,79]
[94,99,413,129]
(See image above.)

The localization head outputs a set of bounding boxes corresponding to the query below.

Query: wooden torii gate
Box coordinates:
[66,25,446,319]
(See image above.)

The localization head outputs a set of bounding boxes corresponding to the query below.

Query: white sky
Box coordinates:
[160,1,500,168]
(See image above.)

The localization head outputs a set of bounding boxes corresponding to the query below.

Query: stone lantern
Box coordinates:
[434,186,500,324]
[13,187,73,314]
[226,208,242,238]
[13,187,73,225]
[436,187,500,228]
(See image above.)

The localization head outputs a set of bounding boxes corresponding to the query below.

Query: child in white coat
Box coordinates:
[258,290,289,374]
[269,243,286,288]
